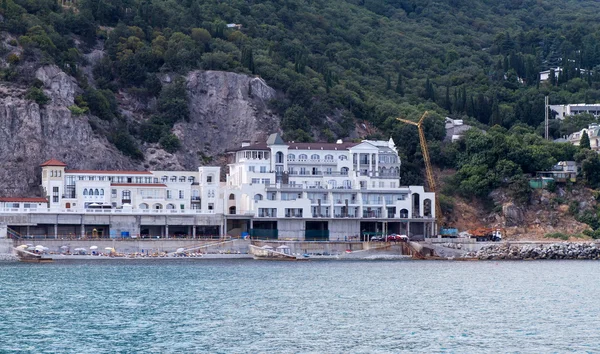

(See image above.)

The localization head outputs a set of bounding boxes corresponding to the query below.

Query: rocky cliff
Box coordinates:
[145,70,279,170]
[0,65,281,196]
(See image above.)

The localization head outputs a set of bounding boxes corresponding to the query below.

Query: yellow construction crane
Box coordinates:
[397,111,443,227]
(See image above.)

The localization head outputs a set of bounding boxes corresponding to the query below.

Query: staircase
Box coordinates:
[7,228,22,240]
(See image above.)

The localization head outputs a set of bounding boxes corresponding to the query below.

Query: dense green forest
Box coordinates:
[2,0,600,212]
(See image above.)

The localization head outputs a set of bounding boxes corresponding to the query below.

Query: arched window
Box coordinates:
[166,203,175,210]
[229,206,236,214]
[179,176,186,182]
[50,170,54,177]
[276,151,284,163]
[188,176,195,183]
[299,154,308,161]
[254,194,263,201]
[229,193,235,200]
[83,189,88,196]
[94,189,99,196]
[139,203,149,209]
[162,176,168,183]
[324,154,334,161]
[100,189,104,196]
[341,167,349,175]
[287,154,295,161]
[339,155,348,161]
[311,154,320,160]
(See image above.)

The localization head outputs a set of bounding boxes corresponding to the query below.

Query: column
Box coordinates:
[54,223,58,239]
[375,153,379,176]
[26,225,30,238]
[192,225,197,239]
[165,224,169,239]
[407,221,411,237]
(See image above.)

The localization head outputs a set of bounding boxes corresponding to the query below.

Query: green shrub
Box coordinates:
[7,53,20,65]
[545,180,557,193]
[25,87,50,105]
[139,123,167,143]
[159,133,181,153]
[68,105,88,115]
[112,131,143,160]
[544,232,569,240]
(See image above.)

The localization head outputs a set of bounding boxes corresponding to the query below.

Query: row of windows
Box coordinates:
[287,154,345,161]
[83,188,104,196]
[49,170,62,177]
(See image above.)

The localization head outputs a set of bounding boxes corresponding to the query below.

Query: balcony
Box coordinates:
[362,211,382,218]
[121,199,131,204]
[285,213,303,218]
[310,199,329,204]
[334,214,358,218]
[191,196,201,202]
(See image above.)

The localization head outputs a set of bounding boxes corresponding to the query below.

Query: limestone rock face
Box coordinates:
[502,202,524,227]
[0,66,282,195]
[35,65,79,107]
[150,70,280,169]
[0,67,136,196]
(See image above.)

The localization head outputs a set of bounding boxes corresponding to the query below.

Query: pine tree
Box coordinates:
[580,131,591,150]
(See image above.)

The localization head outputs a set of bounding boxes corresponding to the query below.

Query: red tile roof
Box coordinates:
[111,183,167,187]
[40,159,67,167]
[0,197,48,203]
[66,170,153,175]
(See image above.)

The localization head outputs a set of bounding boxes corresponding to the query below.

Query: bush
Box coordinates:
[68,105,88,115]
[544,232,569,241]
[25,87,50,105]
[139,122,167,143]
[159,133,181,153]
[545,180,556,193]
[112,131,143,160]
[83,88,118,121]
[7,53,20,65]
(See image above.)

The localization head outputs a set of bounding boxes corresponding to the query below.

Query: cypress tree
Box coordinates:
[580,131,591,150]
[386,75,391,91]
[395,72,404,96]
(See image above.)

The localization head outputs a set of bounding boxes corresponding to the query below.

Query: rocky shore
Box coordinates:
[469,242,600,260]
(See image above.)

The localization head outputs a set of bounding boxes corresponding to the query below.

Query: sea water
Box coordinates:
[0,259,599,353]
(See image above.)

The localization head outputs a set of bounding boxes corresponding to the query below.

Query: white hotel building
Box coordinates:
[1,134,436,240]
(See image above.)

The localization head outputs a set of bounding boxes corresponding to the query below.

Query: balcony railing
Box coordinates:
[0,208,216,215]
[191,196,201,202]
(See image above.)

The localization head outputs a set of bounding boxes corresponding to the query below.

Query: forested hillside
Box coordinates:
[2,0,600,223]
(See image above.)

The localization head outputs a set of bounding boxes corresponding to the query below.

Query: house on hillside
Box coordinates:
[444,117,474,142]
[540,67,590,82]
[550,104,600,120]
[567,124,600,151]
[535,161,578,184]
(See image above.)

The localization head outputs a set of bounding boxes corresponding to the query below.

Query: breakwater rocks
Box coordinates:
[469,242,600,260]
[0,254,18,262]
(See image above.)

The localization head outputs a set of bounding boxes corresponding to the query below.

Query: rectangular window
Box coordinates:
[390,182,396,188]
[251,178,260,184]
[99,176,105,181]
[52,187,59,203]
[111,189,117,197]
[11,203,19,208]
[379,182,385,188]
[248,166,255,172]
[167,190,172,199]
[179,190,184,199]
[261,178,270,185]
[260,166,267,173]
[208,203,214,210]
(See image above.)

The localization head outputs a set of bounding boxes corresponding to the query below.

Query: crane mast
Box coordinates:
[397,111,443,228]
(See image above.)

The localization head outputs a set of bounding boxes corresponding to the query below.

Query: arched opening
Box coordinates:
[229,193,235,200]
[400,208,409,218]
[166,203,175,210]
[65,203,71,209]
[412,193,420,217]
[254,194,263,202]
[83,189,88,196]
[276,151,284,163]
[325,154,334,161]
[139,203,149,209]
[94,189,99,196]
[424,199,432,217]
[153,203,163,210]
[341,167,349,176]
[229,206,236,214]
[311,154,320,160]
[287,154,295,161]
[100,189,104,196]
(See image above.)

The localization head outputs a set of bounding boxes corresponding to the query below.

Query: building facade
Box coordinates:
[0,134,436,240]
[566,124,600,151]
[550,104,600,119]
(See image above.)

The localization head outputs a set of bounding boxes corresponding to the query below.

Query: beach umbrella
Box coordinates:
[16,245,28,249]
[176,248,185,253]
[60,246,69,249]
[90,246,98,250]
[35,245,44,249]
[105,247,113,250]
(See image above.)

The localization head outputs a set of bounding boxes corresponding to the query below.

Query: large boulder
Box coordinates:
[503,202,524,227]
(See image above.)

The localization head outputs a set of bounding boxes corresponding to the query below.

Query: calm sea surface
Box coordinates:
[0,259,599,353]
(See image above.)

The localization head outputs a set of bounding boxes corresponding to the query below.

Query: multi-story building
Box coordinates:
[566,124,600,151]
[550,104,600,119]
[0,134,436,240]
